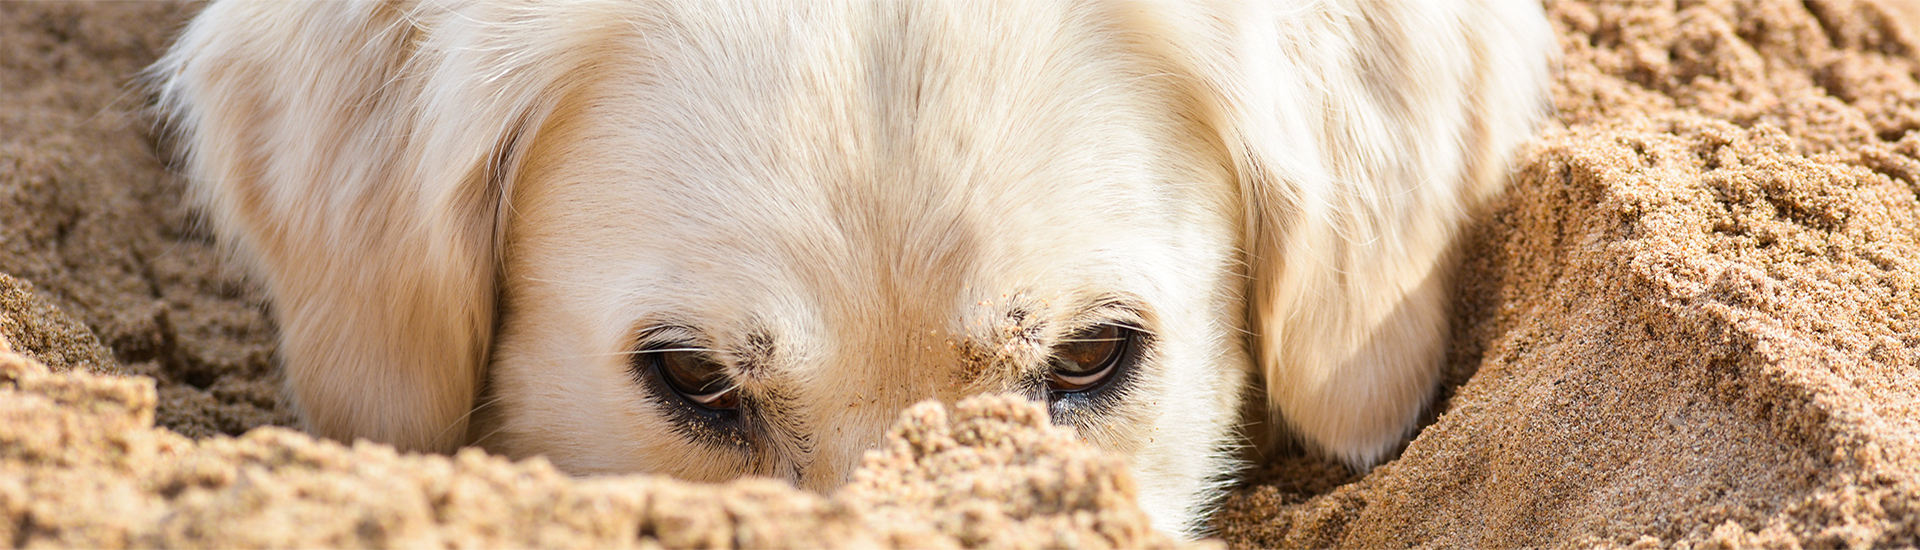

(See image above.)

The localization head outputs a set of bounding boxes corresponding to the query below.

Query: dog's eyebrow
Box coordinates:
[732,330,777,380]
[1071,295,1149,329]
[631,323,701,346]
[972,293,1150,342]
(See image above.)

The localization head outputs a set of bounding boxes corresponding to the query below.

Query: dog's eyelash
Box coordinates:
[1075,322,1156,340]
[623,347,718,355]
[1070,297,1155,333]
[531,348,720,363]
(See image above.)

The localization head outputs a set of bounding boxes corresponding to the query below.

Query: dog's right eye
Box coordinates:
[649,350,739,410]
[1047,323,1134,394]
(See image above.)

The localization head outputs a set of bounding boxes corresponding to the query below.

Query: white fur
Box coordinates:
[151,0,1553,535]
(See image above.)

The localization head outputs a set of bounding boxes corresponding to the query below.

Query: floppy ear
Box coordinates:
[1128,0,1554,465]
[150,0,620,452]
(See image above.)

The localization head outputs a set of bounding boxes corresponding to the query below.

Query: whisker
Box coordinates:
[626,347,719,354]
[436,391,509,445]
[534,347,719,363]
[466,422,515,449]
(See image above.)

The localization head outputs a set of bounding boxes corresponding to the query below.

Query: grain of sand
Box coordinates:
[3,0,1920,548]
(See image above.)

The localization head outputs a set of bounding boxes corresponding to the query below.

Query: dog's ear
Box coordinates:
[1121,0,1554,465]
[149,1,618,452]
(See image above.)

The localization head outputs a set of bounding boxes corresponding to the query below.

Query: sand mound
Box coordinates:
[1214,0,1920,547]
[5,0,1920,548]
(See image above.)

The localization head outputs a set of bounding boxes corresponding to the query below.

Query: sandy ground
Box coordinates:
[3,0,1919,548]
[1213,1,1920,547]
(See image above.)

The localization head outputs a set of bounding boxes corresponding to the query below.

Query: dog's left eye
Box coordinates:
[649,349,739,410]
[1048,324,1133,393]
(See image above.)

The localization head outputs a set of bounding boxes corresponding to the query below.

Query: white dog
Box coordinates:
[151,0,1552,534]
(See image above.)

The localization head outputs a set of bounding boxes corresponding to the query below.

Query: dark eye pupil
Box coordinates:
[1056,325,1121,374]
[1048,324,1129,393]
[654,350,738,408]
[661,351,724,392]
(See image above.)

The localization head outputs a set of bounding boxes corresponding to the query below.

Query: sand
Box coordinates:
[3,0,1920,548]
[0,1,287,440]
[1213,0,1920,547]
[0,337,1185,549]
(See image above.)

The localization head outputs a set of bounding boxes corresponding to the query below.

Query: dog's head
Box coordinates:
[154,0,1552,534]
[485,4,1251,529]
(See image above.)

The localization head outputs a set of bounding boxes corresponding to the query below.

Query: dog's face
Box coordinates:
[478,3,1247,526]
[156,0,1555,536]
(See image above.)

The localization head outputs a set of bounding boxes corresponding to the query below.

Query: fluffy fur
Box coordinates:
[151,0,1553,534]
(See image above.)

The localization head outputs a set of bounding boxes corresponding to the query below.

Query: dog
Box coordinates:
[150,0,1553,534]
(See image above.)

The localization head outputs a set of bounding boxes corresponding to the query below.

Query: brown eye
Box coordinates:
[653,350,739,410]
[1048,324,1131,393]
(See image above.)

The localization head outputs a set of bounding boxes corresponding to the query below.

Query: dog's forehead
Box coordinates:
[512,1,1230,346]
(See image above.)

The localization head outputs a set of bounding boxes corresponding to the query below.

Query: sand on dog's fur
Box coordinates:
[4,0,1920,548]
